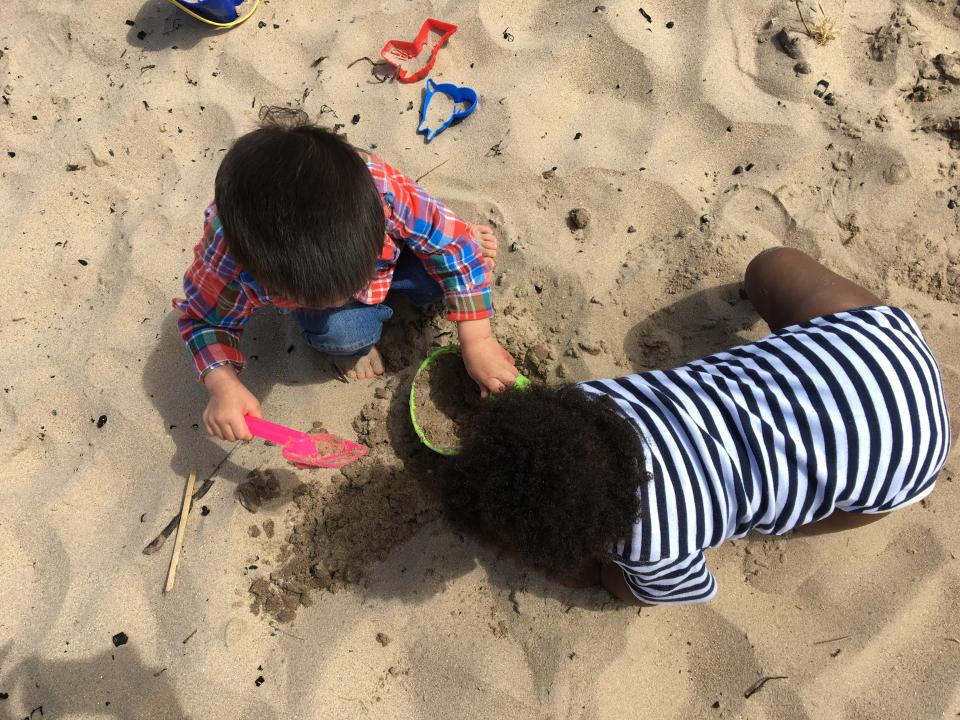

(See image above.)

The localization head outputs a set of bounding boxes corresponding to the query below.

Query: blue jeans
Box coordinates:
[295,249,444,356]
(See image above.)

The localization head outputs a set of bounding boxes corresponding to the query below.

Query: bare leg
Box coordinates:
[796,510,888,536]
[601,563,648,606]
[745,248,888,534]
[744,247,882,331]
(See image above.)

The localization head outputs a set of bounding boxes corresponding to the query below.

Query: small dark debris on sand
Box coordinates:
[375,632,392,646]
[96,414,107,428]
[743,675,788,698]
[775,28,806,60]
[569,207,590,229]
[487,140,505,157]
[111,632,128,647]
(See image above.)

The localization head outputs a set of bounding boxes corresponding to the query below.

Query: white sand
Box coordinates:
[1,0,959,717]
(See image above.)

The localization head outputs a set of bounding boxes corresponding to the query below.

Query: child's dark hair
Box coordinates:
[439,384,644,577]
[215,106,385,306]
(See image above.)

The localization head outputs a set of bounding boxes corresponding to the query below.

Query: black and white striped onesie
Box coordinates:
[581,306,951,604]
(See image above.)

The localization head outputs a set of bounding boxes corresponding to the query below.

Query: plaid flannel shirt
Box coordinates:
[172,153,492,380]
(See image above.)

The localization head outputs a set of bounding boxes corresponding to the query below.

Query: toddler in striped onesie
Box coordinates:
[439,248,952,606]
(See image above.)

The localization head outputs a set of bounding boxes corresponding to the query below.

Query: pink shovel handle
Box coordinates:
[244,415,309,445]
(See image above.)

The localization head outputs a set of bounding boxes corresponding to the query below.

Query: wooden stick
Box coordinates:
[143,444,239,555]
[164,470,196,593]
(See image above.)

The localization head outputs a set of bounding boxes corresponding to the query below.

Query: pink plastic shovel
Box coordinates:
[244,415,368,469]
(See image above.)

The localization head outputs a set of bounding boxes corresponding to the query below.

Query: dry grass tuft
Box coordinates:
[796,1,840,45]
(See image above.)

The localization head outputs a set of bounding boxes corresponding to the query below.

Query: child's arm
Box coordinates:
[601,563,649,605]
[369,158,518,394]
[173,207,261,440]
[603,554,717,606]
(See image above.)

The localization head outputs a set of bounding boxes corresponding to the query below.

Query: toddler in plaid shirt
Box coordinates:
[173,107,517,442]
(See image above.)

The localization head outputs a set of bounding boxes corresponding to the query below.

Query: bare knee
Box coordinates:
[744,247,813,299]
[744,247,881,330]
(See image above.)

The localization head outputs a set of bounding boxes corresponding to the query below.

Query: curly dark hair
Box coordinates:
[439,383,645,576]
[214,106,385,307]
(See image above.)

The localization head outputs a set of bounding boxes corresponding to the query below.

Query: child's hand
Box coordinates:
[202,365,262,442]
[459,319,517,398]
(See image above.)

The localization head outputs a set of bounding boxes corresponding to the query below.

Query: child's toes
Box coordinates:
[368,347,386,376]
[339,359,368,381]
[472,224,498,250]
[343,348,383,380]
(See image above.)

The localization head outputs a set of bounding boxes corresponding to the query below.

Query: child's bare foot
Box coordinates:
[472,224,498,274]
[338,346,385,381]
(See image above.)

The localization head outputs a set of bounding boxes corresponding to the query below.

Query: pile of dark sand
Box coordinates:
[248,383,443,622]
[247,271,586,622]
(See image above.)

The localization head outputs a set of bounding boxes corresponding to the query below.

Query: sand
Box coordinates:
[412,350,482,451]
[1,0,959,717]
